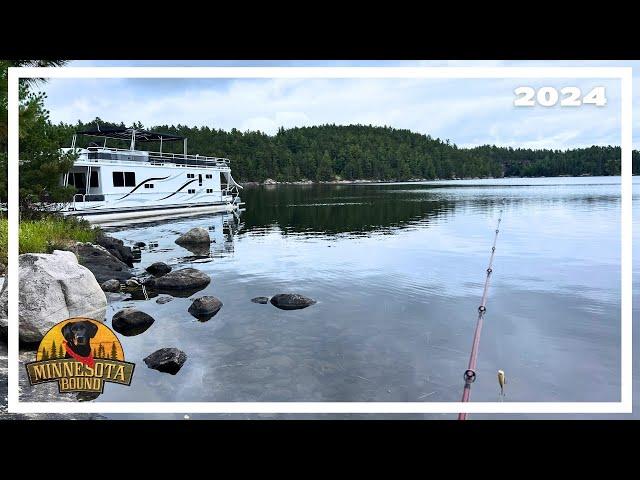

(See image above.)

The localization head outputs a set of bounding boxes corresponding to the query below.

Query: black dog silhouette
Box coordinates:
[61,321,98,358]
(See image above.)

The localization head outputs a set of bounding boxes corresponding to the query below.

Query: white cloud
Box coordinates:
[40,61,639,150]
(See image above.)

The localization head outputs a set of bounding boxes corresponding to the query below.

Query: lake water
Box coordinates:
[93,176,635,419]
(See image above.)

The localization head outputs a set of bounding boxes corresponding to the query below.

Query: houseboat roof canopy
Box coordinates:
[77,128,184,143]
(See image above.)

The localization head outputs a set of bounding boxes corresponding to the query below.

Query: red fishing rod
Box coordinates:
[458,206,503,420]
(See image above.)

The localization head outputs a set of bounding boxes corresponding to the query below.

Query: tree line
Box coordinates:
[51,119,637,184]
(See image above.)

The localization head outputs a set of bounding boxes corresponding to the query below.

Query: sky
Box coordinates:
[39,60,640,150]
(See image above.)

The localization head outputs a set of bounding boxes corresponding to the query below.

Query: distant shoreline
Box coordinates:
[241,174,624,187]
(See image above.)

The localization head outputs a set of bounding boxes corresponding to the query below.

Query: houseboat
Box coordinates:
[59,127,244,223]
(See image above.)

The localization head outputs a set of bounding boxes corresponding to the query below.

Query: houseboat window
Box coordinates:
[90,171,99,188]
[187,173,195,178]
[112,172,124,187]
[144,184,155,189]
[124,172,136,186]
[68,172,86,190]
[188,189,196,194]
[206,189,213,193]
[113,171,136,187]
[199,174,203,186]
[205,174,212,179]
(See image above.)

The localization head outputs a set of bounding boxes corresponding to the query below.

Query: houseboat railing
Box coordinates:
[71,147,231,167]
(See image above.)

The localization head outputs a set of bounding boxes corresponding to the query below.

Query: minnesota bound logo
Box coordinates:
[25,317,135,393]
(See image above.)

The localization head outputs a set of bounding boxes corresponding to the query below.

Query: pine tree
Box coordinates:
[41,347,48,360]
[97,344,105,358]
[50,340,57,359]
[58,344,64,358]
[316,151,334,181]
[110,342,117,360]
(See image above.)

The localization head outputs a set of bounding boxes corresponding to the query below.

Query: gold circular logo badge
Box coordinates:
[26,317,135,394]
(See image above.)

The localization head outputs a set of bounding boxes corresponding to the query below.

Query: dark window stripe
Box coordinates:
[157,179,198,201]
[117,176,170,200]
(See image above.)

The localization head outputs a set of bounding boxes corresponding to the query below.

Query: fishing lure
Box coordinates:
[497,369,506,396]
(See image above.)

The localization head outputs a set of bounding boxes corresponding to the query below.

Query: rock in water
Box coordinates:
[71,242,133,283]
[188,296,223,321]
[270,293,316,310]
[112,308,155,336]
[156,296,174,304]
[10,251,107,344]
[146,262,172,277]
[125,278,141,289]
[251,296,270,304]
[145,268,210,292]
[144,348,187,375]
[175,227,210,245]
[134,241,146,248]
[96,234,134,267]
[101,279,121,293]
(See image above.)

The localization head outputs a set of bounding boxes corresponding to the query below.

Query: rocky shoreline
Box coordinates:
[241,176,502,186]
[0,226,317,418]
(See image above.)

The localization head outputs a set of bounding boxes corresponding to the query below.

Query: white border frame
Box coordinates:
[7,66,633,415]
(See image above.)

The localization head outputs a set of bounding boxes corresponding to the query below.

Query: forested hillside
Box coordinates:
[53,120,637,182]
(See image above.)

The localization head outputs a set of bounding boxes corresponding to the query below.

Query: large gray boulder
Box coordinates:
[145,267,210,292]
[70,242,133,283]
[6,251,107,344]
[175,227,210,245]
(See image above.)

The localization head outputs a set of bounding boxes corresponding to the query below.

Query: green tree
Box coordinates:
[316,151,334,181]
[0,60,74,209]
[50,340,57,359]
[58,343,64,358]
[110,342,117,359]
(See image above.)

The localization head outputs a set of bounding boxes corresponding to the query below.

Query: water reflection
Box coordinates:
[239,184,459,235]
[109,212,241,261]
[86,177,625,409]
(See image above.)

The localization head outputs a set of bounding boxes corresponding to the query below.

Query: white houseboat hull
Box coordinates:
[63,201,241,225]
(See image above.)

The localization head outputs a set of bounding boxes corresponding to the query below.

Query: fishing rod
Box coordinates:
[458,204,503,420]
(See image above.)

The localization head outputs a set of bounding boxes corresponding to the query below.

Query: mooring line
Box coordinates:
[458,205,503,420]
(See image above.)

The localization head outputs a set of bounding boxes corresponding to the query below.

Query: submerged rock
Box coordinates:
[188,296,223,321]
[270,293,316,310]
[145,267,210,292]
[251,296,270,304]
[143,348,187,375]
[155,295,174,304]
[96,234,134,267]
[71,242,133,283]
[112,308,155,336]
[100,279,121,293]
[146,262,172,277]
[175,227,210,245]
[10,251,107,344]
[105,292,131,302]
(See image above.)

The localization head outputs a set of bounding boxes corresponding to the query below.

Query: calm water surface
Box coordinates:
[94,176,634,418]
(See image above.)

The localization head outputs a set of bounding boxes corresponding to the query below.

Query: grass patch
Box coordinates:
[0,215,100,266]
